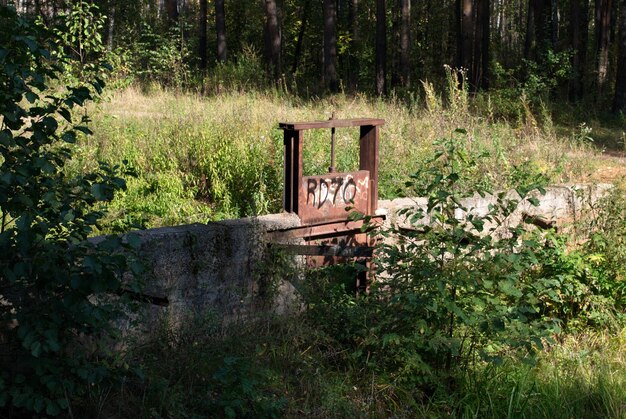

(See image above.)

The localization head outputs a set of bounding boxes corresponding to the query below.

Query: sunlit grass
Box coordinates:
[66,84,622,231]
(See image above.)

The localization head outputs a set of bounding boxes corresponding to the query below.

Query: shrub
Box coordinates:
[306,131,566,394]
[0,6,140,415]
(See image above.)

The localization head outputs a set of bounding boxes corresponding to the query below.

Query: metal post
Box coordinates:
[328,112,336,173]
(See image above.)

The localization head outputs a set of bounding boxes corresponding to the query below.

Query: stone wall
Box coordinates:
[130,213,302,329]
[128,184,611,327]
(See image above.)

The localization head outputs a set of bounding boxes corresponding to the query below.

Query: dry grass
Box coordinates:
[67,84,625,230]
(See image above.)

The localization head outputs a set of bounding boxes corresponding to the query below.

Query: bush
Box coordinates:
[306,131,569,394]
[0,6,140,415]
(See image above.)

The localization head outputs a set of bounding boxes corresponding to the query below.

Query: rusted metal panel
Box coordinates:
[360,125,379,215]
[279,118,385,131]
[266,216,385,241]
[283,129,303,213]
[298,171,370,224]
[277,118,384,290]
[271,244,374,257]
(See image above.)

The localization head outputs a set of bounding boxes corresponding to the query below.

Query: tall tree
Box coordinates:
[376,0,387,95]
[399,0,410,87]
[459,0,475,73]
[458,0,490,90]
[614,0,626,111]
[348,0,360,90]
[480,0,490,89]
[292,0,310,74]
[215,0,227,63]
[263,0,281,80]
[526,0,552,59]
[323,0,338,91]
[199,0,207,68]
[568,0,589,100]
[524,0,536,58]
[596,0,613,94]
[107,2,115,51]
[551,0,559,46]
[165,0,178,24]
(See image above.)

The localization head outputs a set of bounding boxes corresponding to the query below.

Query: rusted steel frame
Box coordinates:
[359,124,379,215]
[329,124,336,173]
[267,215,385,241]
[283,129,303,213]
[271,244,374,257]
[279,118,385,131]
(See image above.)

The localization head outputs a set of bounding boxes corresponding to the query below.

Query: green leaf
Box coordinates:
[24,91,37,103]
[61,131,76,143]
[57,108,72,122]
[31,341,42,358]
[498,280,523,298]
[46,400,61,416]
[126,233,142,249]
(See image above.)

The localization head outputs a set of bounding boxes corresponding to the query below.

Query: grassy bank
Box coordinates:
[79,315,625,418]
[61,84,626,418]
[68,84,625,232]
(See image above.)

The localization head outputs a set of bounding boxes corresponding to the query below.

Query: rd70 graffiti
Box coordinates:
[299,171,370,223]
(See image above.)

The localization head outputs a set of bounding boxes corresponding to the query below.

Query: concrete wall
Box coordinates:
[132,213,302,329]
[129,184,611,327]
[378,184,612,234]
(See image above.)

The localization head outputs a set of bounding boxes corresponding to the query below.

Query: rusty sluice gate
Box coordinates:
[271,118,385,290]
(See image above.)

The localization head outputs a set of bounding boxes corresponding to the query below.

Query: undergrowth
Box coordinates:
[73,137,626,418]
[64,71,623,232]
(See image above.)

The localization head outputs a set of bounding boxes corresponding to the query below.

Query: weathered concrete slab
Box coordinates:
[131,213,301,328]
[113,184,611,329]
[378,184,612,235]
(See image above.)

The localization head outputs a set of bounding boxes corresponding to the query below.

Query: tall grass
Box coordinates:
[77,313,626,418]
[68,81,609,231]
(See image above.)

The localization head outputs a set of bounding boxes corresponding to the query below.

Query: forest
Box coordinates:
[1,0,626,417]
[6,0,626,108]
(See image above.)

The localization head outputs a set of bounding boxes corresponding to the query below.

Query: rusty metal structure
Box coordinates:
[272,117,385,291]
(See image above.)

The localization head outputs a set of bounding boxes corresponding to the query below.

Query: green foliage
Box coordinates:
[521,49,573,101]
[203,46,271,94]
[121,22,191,88]
[581,188,626,311]
[306,132,564,392]
[210,356,285,418]
[89,313,286,418]
[0,6,140,415]
[49,1,109,85]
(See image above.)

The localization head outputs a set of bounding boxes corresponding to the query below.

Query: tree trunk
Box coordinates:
[551,0,559,46]
[107,4,115,52]
[596,0,613,94]
[533,0,551,55]
[399,0,411,87]
[215,0,227,63]
[460,0,474,73]
[165,0,178,24]
[348,0,360,90]
[614,0,626,112]
[376,0,387,96]
[263,0,281,81]
[391,1,400,87]
[480,0,490,89]
[525,0,536,58]
[569,0,589,101]
[457,0,489,90]
[323,0,338,91]
[524,0,552,59]
[199,0,207,68]
[292,0,310,74]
